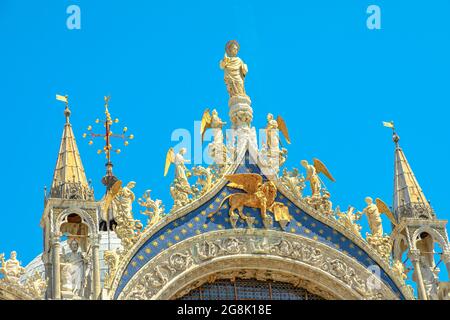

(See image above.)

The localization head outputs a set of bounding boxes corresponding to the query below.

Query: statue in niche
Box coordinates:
[416,255,439,300]
[60,239,90,298]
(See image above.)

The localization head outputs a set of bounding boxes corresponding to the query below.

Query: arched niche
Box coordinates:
[114,230,403,300]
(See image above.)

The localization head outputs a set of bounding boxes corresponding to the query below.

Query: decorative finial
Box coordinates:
[83,96,134,175]
[382,121,399,145]
[56,94,70,123]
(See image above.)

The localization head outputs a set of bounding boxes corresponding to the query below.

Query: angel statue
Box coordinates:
[362,197,397,260]
[301,159,335,198]
[200,108,227,164]
[220,40,248,98]
[362,197,397,237]
[164,147,193,208]
[265,114,291,153]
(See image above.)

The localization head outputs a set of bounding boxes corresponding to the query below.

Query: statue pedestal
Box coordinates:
[229,95,253,128]
[228,95,258,157]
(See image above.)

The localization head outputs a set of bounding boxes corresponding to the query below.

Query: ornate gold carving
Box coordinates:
[104,250,121,289]
[391,259,407,282]
[0,251,25,283]
[208,173,290,229]
[112,181,143,251]
[138,190,165,229]
[120,231,398,300]
[280,168,306,199]
[0,252,47,300]
[335,206,363,237]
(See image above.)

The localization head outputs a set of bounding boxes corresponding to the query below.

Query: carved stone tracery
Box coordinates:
[117,230,400,300]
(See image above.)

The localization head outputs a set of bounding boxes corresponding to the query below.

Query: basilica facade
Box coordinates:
[1,41,449,300]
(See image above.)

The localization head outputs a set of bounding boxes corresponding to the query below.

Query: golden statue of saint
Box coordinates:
[220,40,248,98]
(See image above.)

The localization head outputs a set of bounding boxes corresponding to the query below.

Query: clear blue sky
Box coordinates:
[0,0,449,283]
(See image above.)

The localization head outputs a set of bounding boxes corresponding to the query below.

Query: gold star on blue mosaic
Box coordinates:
[152,241,158,247]
[201,210,206,216]
[202,224,208,229]
[181,229,187,234]
[145,248,151,254]
[138,255,144,260]
[174,235,180,241]
[131,261,137,267]
[188,223,193,228]
[160,235,165,240]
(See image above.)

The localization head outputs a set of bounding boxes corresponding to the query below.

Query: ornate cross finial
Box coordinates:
[83,96,134,174]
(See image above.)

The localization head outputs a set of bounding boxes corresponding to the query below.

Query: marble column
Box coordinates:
[92,234,101,299]
[52,238,62,300]
[410,250,428,300]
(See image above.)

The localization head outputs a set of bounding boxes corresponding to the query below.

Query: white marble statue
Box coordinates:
[60,240,88,298]
[0,251,25,283]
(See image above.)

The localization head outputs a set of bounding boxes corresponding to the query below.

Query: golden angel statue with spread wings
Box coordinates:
[362,197,397,237]
[200,108,227,144]
[265,113,291,152]
[164,147,193,206]
[301,158,335,198]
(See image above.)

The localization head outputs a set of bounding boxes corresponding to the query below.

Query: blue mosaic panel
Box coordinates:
[114,153,405,300]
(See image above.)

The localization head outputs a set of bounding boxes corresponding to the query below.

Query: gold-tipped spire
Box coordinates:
[50,95,92,200]
[384,122,433,219]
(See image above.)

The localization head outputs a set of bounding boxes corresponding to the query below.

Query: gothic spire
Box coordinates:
[50,96,93,200]
[391,130,433,220]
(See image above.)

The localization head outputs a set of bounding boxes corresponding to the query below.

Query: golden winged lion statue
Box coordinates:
[208,173,291,229]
